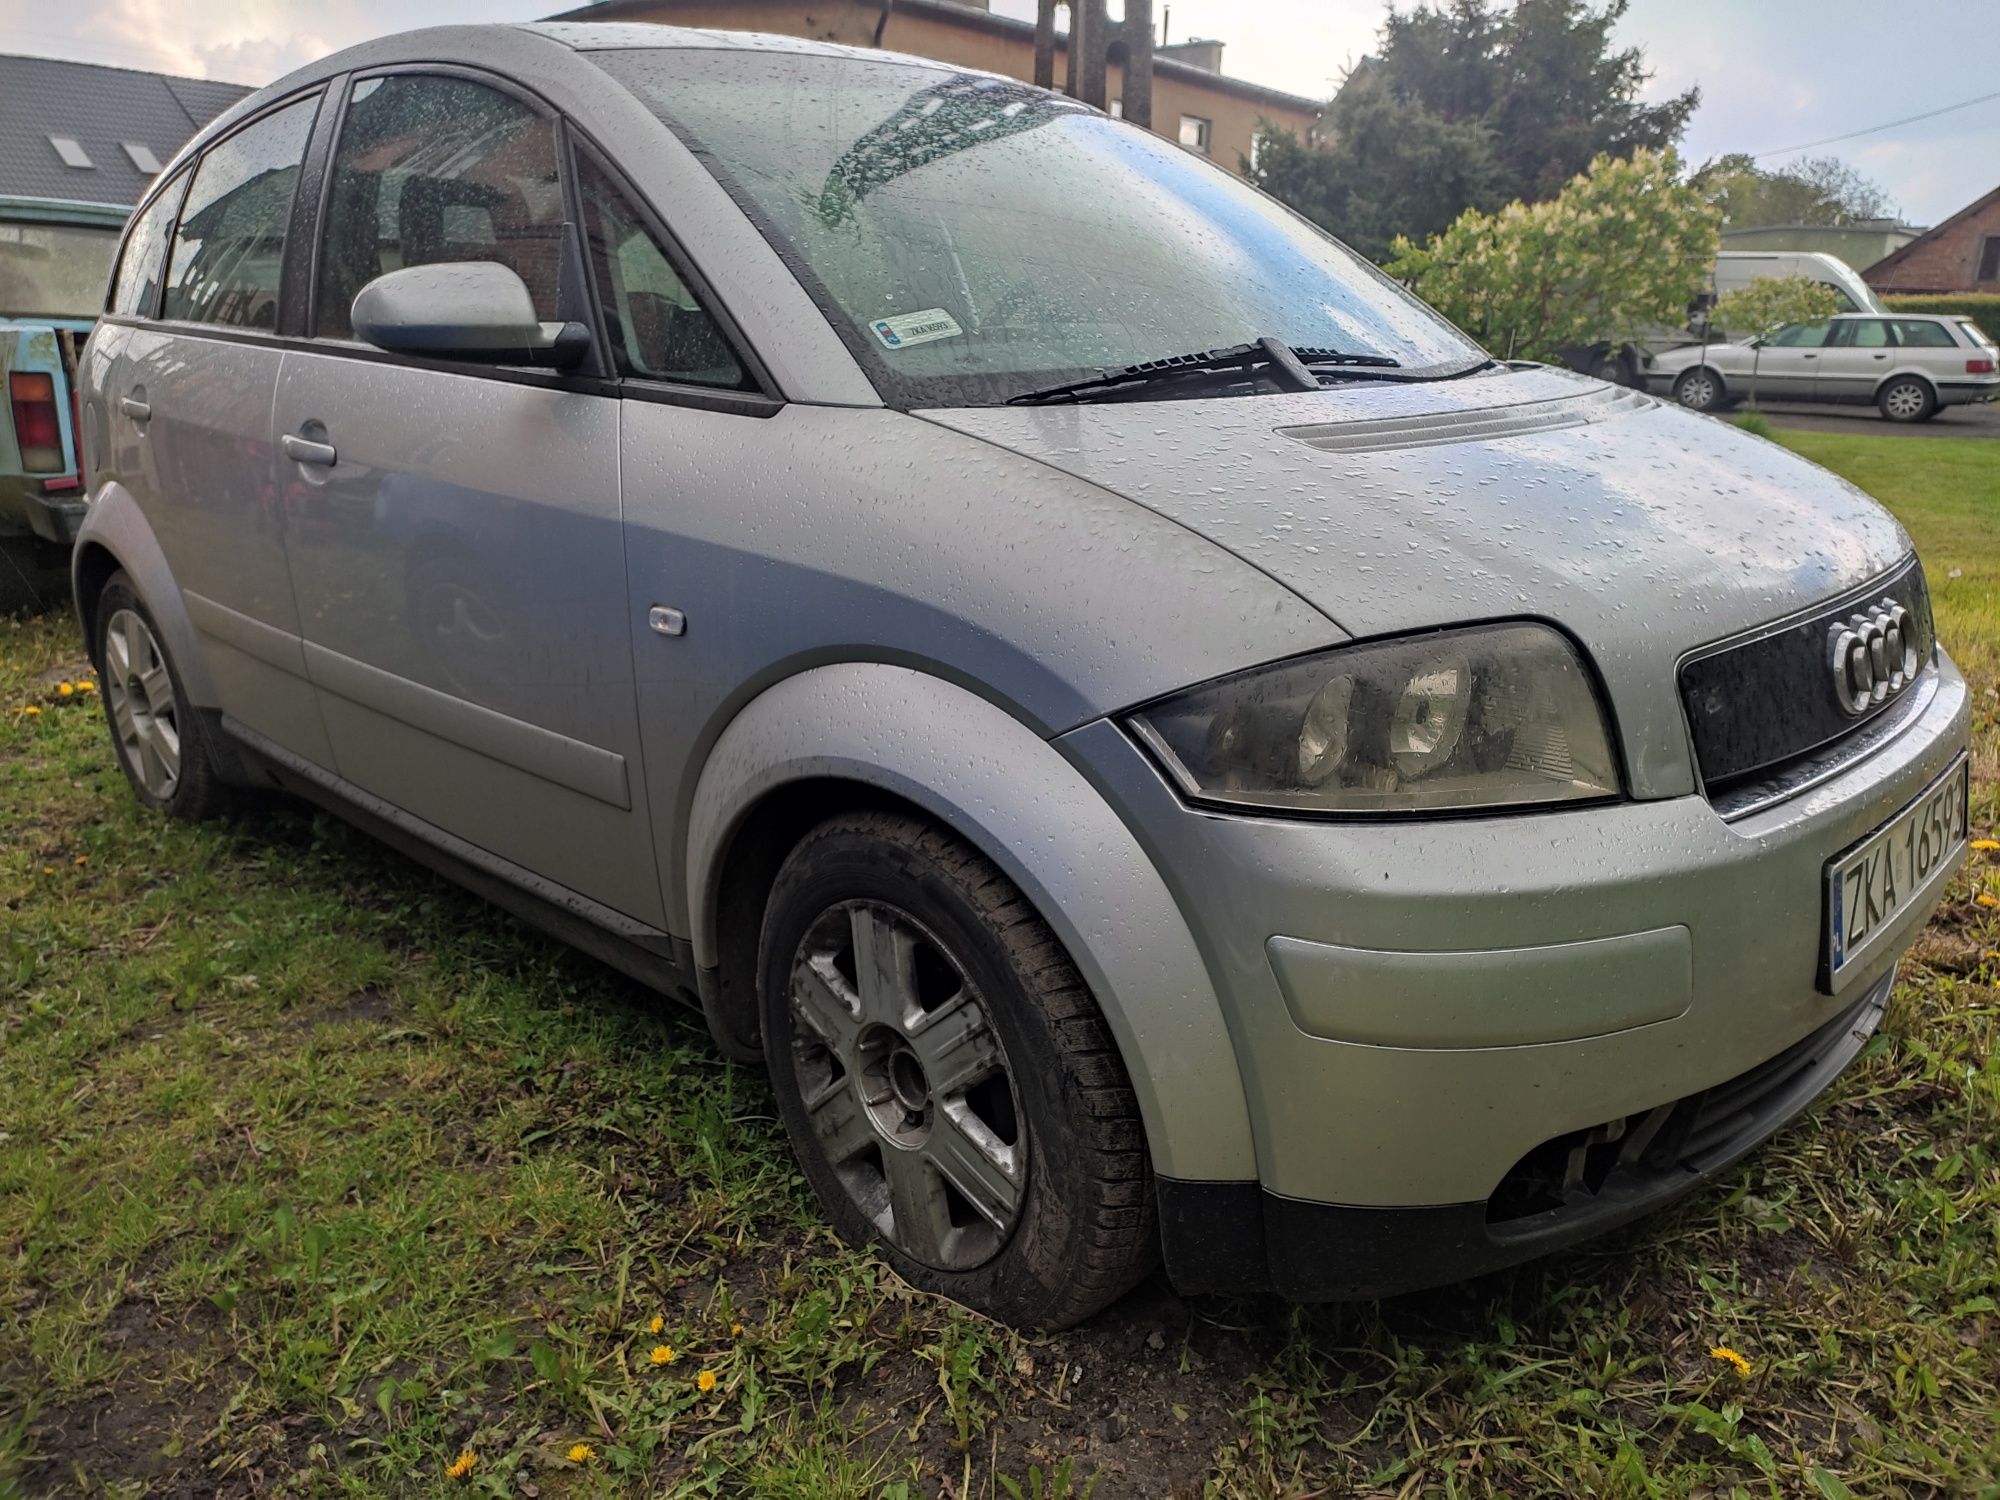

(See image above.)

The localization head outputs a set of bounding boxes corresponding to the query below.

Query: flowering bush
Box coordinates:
[1711,274,1843,340]
[1386,148,1720,363]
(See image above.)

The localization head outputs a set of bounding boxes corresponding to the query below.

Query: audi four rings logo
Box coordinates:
[1828,599,1918,716]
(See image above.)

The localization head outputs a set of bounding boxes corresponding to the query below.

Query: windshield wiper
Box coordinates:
[1007,336,1389,405]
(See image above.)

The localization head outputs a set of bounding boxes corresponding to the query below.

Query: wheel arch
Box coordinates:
[686,661,1260,1185]
[71,481,219,707]
[1874,368,1937,403]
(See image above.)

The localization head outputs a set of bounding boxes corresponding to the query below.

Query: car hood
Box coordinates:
[922,364,1913,798]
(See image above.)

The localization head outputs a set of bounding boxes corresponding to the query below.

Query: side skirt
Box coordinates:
[221,716,703,1007]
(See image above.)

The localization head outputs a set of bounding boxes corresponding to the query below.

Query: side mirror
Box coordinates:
[351,262,590,369]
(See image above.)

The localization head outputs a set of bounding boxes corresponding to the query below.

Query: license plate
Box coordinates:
[1825,756,1969,986]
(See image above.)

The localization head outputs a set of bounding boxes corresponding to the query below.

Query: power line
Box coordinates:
[1751,87,2000,159]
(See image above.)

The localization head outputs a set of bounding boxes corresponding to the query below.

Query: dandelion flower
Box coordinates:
[1970,838,2000,852]
[697,1368,718,1393]
[730,1322,744,1337]
[19,705,39,716]
[75,679,95,694]
[649,1314,664,1334]
[650,1344,676,1366]
[1709,1345,1753,1378]
[445,1450,477,1479]
[566,1442,597,1464]
[1977,893,1999,909]
[57,681,73,697]
[73,856,86,867]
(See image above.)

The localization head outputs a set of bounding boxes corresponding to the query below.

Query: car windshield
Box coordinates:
[0,218,119,319]
[591,48,1486,407]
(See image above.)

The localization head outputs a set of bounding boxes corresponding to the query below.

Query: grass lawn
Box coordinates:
[2,430,1997,1498]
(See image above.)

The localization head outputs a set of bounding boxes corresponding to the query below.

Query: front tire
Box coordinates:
[758,811,1156,1328]
[1673,366,1725,413]
[94,572,236,821]
[1878,376,1936,423]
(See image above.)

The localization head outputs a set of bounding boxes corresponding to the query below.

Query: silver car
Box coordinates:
[1650,311,2000,421]
[73,24,1971,1328]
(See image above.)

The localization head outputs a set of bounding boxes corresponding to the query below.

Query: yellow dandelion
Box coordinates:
[41,866,54,876]
[566,1442,597,1464]
[57,681,73,697]
[1969,838,2000,852]
[1709,1345,1753,1378]
[19,705,40,716]
[650,1343,676,1366]
[697,1368,718,1393]
[75,679,95,694]
[445,1449,477,1479]
[73,855,86,867]
[1977,893,1999,909]
[649,1314,665,1334]
[729,1322,744,1337]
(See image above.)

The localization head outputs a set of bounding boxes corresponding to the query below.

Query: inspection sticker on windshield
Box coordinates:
[870,309,963,350]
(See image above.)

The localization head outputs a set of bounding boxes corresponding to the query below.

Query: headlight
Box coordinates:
[1127,623,1619,814]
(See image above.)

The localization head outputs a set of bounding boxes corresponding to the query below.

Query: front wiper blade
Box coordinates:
[1007,336,1332,405]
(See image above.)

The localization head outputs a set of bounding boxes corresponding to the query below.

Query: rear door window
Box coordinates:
[315,74,562,342]
[1769,321,1833,348]
[162,95,319,328]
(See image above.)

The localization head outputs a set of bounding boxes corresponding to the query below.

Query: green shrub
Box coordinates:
[1733,411,1776,439]
[1883,292,2000,345]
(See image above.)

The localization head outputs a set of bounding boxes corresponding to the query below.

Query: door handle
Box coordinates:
[120,397,151,420]
[1872,353,1888,360]
[282,433,337,467]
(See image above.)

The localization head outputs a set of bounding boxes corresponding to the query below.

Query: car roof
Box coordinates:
[518,20,946,64]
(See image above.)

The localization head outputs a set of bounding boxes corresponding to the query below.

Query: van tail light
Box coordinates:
[8,372,65,474]
[1968,358,1997,375]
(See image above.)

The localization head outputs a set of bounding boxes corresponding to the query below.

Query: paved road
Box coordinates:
[1751,399,2000,440]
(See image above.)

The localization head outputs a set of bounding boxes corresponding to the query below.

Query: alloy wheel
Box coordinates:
[786,900,1026,1271]
[103,608,182,800]
[1676,371,1717,410]
[1882,381,1927,420]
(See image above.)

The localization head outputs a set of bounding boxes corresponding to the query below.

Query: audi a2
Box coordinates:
[73,24,1970,1327]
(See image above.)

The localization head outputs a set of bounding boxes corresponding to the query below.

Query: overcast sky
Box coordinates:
[3,0,1995,224]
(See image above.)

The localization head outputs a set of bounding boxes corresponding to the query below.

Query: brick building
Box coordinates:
[542,0,1324,175]
[1862,184,2000,295]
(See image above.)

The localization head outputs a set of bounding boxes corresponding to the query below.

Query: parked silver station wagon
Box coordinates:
[75,24,1971,1328]
[1650,311,2000,422]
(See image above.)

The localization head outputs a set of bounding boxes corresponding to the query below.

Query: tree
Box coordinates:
[1249,0,1698,261]
[1694,153,1897,227]
[1247,76,1500,264]
[1385,148,1720,362]
[1711,275,1843,339]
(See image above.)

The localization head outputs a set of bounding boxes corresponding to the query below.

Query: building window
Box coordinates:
[1179,115,1212,154]
[1108,98,1122,118]
[1979,235,2000,283]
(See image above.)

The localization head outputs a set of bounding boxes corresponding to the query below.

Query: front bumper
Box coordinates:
[1060,650,1970,1296]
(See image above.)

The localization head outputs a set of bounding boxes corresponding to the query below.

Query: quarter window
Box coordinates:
[576,158,745,389]
[1891,319,1956,349]
[315,74,562,342]
[162,96,318,328]
[111,174,186,317]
